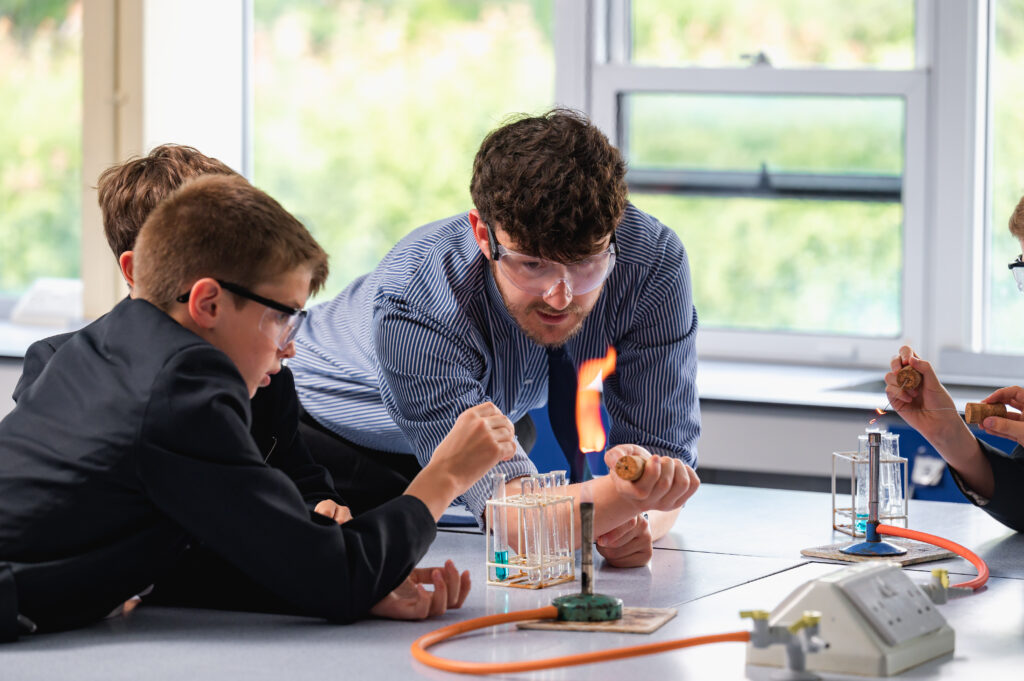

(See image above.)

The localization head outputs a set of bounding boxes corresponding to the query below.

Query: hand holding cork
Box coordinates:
[896,365,922,391]
[965,402,1008,424]
[613,450,651,482]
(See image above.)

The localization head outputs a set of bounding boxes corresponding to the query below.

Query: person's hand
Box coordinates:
[314,499,352,525]
[975,386,1024,446]
[430,402,516,489]
[595,514,653,567]
[885,346,961,443]
[605,444,699,514]
[369,560,471,620]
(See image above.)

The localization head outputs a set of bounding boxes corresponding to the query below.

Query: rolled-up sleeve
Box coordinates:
[373,296,535,520]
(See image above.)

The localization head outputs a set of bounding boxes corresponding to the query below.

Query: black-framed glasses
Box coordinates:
[1009,255,1024,293]
[484,222,618,297]
[176,279,307,350]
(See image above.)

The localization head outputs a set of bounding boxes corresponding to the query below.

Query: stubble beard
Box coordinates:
[491,263,590,348]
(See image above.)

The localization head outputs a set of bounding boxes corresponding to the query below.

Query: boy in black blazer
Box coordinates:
[0,174,515,641]
[13,144,348,523]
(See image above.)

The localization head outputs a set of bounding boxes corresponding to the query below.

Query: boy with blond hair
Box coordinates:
[14,144,350,524]
[0,175,514,641]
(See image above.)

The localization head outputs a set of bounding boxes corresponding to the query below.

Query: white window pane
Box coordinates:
[632,194,902,337]
[631,0,914,69]
[0,1,81,299]
[985,1,1024,354]
[627,93,904,176]
[252,0,554,298]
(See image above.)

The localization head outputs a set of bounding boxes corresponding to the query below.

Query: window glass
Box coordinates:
[632,193,902,336]
[631,0,915,69]
[986,1,1024,354]
[0,1,81,300]
[627,93,904,176]
[252,0,554,298]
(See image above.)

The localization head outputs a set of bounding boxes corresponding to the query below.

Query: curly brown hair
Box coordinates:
[133,175,329,312]
[96,144,238,257]
[1010,193,1024,240]
[470,109,628,263]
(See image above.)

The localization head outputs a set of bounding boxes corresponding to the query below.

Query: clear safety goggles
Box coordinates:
[486,223,618,297]
[176,279,307,351]
[1010,255,1024,293]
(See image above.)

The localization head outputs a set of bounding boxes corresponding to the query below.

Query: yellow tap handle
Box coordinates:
[787,611,822,634]
[739,610,770,620]
[931,568,950,589]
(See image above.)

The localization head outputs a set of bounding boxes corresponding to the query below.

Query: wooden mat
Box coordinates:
[801,538,954,566]
[516,607,676,634]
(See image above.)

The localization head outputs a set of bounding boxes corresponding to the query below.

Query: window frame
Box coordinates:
[21,0,1014,383]
[556,0,1003,377]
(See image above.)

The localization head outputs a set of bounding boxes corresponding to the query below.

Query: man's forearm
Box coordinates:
[647,507,681,541]
[503,475,643,549]
[925,423,996,499]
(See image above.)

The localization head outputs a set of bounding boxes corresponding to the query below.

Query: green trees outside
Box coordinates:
[987,0,1024,353]
[251,0,553,297]
[3,0,1024,350]
[0,0,81,296]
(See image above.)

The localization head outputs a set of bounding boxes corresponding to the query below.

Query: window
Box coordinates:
[0,0,82,349]
[985,0,1024,354]
[4,0,1015,384]
[577,0,925,365]
[626,93,904,336]
[631,0,915,69]
[251,0,555,299]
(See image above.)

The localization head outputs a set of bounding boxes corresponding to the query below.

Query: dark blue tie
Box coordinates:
[547,346,587,483]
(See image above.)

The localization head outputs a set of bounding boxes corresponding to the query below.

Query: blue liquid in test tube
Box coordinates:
[491,472,508,580]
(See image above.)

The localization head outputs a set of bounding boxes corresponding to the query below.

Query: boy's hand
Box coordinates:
[596,513,653,567]
[314,499,352,525]
[885,346,961,444]
[430,402,516,489]
[605,444,699,514]
[369,560,471,620]
[976,386,1024,446]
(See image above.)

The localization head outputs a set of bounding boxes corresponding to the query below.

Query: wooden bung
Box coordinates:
[613,452,650,482]
[965,402,1007,424]
[896,365,923,391]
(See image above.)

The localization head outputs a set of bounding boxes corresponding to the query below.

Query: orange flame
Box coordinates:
[875,408,885,415]
[575,347,617,453]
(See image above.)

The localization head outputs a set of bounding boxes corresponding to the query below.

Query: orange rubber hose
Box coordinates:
[877,523,989,590]
[410,605,750,674]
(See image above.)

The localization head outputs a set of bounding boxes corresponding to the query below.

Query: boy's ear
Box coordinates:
[468,209,492,260]
[185,278,225,330]
[119,251,135,289]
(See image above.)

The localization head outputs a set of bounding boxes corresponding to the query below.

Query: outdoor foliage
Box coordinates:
[251,0,554,297]
[0,0,80,296]
[3,0,1024,350]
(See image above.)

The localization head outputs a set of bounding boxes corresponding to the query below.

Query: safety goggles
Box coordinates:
[176,279,307,351]
[1009,255,1024,293]
[486,223,618,297]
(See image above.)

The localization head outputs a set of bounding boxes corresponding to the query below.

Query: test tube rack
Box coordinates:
[831,449,908,538]
[485,482,575,590]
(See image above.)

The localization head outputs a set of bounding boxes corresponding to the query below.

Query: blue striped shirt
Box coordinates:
[291,204,700,519]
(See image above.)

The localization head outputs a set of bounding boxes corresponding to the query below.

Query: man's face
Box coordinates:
[487,224,608,348]
[213,267,311,397]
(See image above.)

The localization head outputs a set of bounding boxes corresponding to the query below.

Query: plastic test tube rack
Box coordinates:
[485,472,575,589]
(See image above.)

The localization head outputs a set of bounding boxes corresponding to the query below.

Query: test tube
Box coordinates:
[880,432,904,520]
[490,472,508,580]
[551,470,569,578]
[540,472,555,581]
[520,476,541,583]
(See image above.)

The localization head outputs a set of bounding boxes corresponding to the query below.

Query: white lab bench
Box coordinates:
[1,484,1019,680]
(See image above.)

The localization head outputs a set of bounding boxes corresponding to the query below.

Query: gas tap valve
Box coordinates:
[921,568,973,604]
[741,609,829,681]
